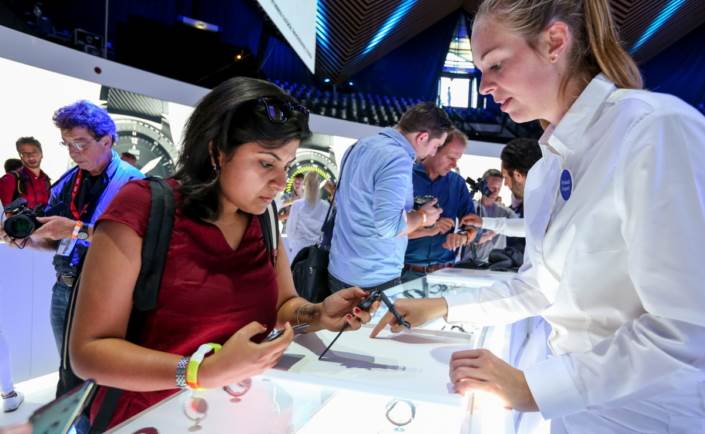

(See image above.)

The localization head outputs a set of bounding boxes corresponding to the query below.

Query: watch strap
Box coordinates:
[175,356,189,389]
[100,86,167,123]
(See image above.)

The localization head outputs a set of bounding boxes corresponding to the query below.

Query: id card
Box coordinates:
[56,237,78,256]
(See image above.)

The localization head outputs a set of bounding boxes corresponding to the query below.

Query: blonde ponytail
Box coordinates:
[584,0,642,89]
[303,171,321,207]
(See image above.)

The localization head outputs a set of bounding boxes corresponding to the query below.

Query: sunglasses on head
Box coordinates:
[258,97,309,123]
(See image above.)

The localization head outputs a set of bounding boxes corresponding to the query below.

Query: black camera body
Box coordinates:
[3,198,53,239]
[465,177,493,198]
[413,195,438,210]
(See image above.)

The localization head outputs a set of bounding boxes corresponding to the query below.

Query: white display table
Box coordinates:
[107,268,548,434]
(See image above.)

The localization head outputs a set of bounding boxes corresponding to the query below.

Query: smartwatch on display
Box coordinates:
[100,86,178,178]
[285,144,339,192]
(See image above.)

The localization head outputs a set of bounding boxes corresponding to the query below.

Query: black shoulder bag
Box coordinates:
[290,144,356,302]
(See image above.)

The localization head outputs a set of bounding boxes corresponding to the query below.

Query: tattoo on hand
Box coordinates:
[295,303,319,325]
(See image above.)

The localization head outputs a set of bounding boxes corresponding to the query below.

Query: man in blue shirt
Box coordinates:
[328,102,452,291]
[0,101,144,355]
[403,129,477,282]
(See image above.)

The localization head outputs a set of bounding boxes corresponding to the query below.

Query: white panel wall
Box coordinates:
[0,245,59,383]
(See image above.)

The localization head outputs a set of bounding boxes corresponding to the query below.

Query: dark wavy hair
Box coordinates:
[397,102,453,139]
[15,136,42,153]
[174,77,311,221]
[500,138,542,176]
[52,100,117,143]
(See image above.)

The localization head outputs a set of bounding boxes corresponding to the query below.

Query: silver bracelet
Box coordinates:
[176,356,189,389]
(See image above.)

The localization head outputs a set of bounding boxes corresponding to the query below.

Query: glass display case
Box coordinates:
[108,268,534,434]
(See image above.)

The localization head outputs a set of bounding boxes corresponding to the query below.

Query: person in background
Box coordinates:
[285,171,330,261]
[0,137,51,209]
[0,328,22,413]
[461,137,542,253]
[0,102,144,357]
[328,102,450,292]
[402,128,477,282]
[120,151,138,167]
[373,0,705,431]
[276,172,304,223]
[461,168,517,265]
[3,159,22,174]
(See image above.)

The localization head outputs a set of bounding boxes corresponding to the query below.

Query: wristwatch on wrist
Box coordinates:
[175,356,189,389]
[100,86,178,178]
[76,224,89,241]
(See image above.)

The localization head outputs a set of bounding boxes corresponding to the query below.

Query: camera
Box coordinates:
[2,198,55,239]
[465,177,493,197]
[413,195,438,210]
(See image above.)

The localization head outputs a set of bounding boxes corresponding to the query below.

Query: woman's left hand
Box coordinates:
[450,348,539,412]
[319,287,380,331]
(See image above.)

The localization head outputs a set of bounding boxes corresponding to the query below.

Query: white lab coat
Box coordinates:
[481,216,525,237]
[445,74,705,433]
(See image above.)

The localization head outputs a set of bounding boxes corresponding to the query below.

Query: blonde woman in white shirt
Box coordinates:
[285,171,330,262]
[371,0,705,432]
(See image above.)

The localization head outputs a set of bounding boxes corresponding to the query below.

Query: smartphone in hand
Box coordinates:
[29,380,96,434]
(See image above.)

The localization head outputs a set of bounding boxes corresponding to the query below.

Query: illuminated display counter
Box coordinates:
[108,269,548,434]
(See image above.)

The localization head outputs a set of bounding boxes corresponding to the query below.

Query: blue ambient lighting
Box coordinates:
[316,0,331,51]
[630,0,686,53]
[363,0,417,55]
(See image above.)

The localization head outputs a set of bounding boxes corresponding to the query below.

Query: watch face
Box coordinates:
[284,149,338,195]
[114,119,176,178]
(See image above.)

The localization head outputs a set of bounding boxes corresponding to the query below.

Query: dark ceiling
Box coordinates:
[1,0,704,89]
[316,0,705,81]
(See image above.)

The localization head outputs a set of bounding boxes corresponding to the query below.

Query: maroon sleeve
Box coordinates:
[96,179,151,238]
[0,173,16,207]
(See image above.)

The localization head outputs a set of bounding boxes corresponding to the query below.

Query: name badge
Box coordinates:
[56,237,77,257]
[560,169,573,201]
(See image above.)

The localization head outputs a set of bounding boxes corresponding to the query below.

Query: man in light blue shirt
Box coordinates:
[328,102,452,290]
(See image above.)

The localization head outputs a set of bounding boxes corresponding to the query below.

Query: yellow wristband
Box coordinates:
[186,343,222,390]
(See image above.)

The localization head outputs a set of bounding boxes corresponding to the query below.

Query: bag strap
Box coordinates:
[133,178,175,312]
[258,201,279,266]
[92,181,280,433]
[90,178,175,433]
[320,143,357,228]
[8,170,24,200]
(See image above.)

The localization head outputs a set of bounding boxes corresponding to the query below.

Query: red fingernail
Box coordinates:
[353,307,361,314]
[346,314,353,320]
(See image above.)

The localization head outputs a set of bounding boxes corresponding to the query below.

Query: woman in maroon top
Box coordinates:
[69,77,374,429]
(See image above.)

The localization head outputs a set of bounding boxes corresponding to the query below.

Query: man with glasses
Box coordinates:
[0,100,143,356]
[0,137,51,208]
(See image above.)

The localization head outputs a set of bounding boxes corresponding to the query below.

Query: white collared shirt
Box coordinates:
[480,216,525,237]
[445,74,705,420]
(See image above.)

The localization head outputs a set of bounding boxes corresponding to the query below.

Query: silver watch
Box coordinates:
[175,356,189,389]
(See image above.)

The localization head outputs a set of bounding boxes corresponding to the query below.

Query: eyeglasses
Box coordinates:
[258,97,309,123]
[58,139,94,152]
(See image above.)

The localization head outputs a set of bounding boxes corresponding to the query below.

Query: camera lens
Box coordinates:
[3,215,36,239]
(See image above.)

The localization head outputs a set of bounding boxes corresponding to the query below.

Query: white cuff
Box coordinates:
[524,354,585,419]
[443,292,486,325]
[481,217,501,231]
